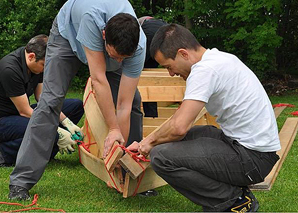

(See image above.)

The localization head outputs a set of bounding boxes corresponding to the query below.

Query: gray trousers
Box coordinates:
[150,125,279,212]
[9,18,143,190]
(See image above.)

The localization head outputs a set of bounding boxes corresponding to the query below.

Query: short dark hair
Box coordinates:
[105,13,140,56]
[150,24,201,60]
[25,34,48,61]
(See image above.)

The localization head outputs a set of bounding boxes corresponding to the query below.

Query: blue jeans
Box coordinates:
[0,99,84,165]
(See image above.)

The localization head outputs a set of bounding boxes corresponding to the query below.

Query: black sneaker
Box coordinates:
[8,185,30,201]
[225,187,259,212]
[138,189,158,197]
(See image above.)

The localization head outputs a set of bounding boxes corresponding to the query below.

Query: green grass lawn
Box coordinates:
[1,90,298,212]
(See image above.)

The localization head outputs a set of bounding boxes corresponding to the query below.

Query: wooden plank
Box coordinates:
[123,167,167,198]
[79,144,123,193]
[250,117,298,190]
[142,68,168,72]
[274,106,287,118]
[83,78,109,155]
[144,115,208,126]
[141,71,172,77]
[104,142,124,172]
[138,75,185,86]
[205,112,220,128]
[119,154,150,179]
[143,126,158,137]
[81,119,100,158]
[157,102,180,107]
[144,117,168,126]
[195,114,208,126]
[157,107,178,117]
[138,86,185,102]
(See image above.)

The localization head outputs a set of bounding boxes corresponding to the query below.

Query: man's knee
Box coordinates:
[150,144,171,174]
[72,99,83,108]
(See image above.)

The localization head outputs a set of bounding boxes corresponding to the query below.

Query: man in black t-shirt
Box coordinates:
[0,35,84,169]
[138,16,167,118]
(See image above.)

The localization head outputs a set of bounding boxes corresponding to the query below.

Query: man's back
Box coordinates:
[185,48,280,152]
[57,0,146,71]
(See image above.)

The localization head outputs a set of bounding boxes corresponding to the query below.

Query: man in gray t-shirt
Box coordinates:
[9,0,146,200]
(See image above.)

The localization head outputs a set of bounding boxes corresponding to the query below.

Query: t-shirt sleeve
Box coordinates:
[1,68,25,97]
[184,65,219,103]
[121,45,146,78]
[76,13,104,52]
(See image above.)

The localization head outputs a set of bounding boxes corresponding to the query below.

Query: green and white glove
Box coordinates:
[57,127,76,154]
[61,117,84,141]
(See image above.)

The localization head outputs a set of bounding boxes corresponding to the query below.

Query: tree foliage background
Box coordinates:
[0,0,297,89]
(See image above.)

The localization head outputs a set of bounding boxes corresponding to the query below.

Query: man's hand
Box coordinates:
[126,141,140,152]
[57,127,76,154]
[61,117,83,140]
[138,141,154,157]
[103,129,125,158]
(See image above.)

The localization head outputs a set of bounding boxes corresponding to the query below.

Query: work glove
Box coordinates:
[61,117,84,141]
[57,127,76,154]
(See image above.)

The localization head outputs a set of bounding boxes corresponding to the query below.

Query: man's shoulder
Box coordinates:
[0,48,25,81]
[0,47,25,70]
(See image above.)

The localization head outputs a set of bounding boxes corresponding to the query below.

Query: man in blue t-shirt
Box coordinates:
[9,0,146,200]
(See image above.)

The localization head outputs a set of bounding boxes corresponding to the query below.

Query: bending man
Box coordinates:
[9,0,146,200]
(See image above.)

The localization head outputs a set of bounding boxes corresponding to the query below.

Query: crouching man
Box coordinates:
[0,35,84,168]
[128,24,280,212]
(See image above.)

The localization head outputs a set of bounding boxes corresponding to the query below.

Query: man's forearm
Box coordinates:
[92,79,120,131]
[116,108,131,144]
[59,112,67,122]
[146,117,185,146]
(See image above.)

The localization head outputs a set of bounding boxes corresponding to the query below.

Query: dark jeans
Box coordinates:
[106,69,143,146]
[150,125,279,212]
[0,99,84,165]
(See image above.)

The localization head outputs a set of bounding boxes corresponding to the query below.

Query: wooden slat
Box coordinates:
[205,112,220,128]
[138,75,185,86]
[143,114,209,126]
[119,154,150,179]
[250,117,298,190]
[143,126,158,137]
[142,68,168,72]
[83,78,108,155]
[195,114,208,126]
[104,142,123,172]
[157,102,180,107]
[79,144,123,193]
[81,119,100,158]
[138,86,185,102]
[157,107,178,117]
[141,71,171,77]
[144,117,168,126]
[274,106,287,118]
[123,168,167,198]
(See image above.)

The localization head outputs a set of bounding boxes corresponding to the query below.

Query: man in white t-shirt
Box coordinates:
[127,24,280,212]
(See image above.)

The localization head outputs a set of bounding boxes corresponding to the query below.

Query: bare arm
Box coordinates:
[34,83,43,102]
[10,94,33,118]
[117,74,140,144]
[138,100,206,155]
[84,46,119,131]
[84,46,125,157]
